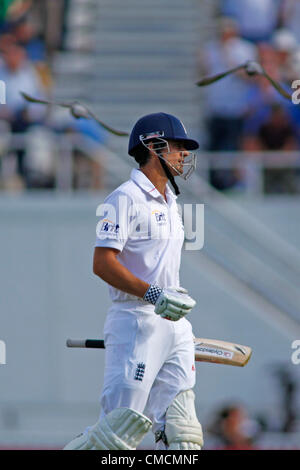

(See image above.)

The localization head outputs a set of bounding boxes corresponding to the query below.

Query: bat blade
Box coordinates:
[66,337,252,367]
[194,338,252,367]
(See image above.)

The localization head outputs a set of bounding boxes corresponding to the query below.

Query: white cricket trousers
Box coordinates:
[99,300,196,439]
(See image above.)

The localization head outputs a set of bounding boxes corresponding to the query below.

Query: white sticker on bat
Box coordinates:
[195,344,233,359]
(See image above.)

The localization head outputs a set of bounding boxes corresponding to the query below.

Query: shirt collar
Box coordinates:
[130,168,177,202]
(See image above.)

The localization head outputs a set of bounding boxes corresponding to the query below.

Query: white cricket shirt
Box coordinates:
[95,168,184,302]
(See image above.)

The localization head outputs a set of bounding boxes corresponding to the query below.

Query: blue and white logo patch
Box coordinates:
[100,219,120,234]
[152,210,167,225]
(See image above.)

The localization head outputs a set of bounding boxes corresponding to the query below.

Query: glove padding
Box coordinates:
[154,287,196,321]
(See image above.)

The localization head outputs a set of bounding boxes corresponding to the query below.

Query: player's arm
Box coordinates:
[93,246,149,298]
[93,247,195,321]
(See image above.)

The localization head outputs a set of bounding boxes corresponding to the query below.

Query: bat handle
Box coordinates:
[66,339,105,349]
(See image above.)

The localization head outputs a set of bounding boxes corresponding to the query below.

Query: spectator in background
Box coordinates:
[0,31,16,52]
[220,406,257,450]
[12,19,53,91]
[12,19,46,62]
[239,39,300,194]
[272,28,298,83]
[201,17,257,152]
[209,404,261,450]
[242,104,299,194]
[258,104,297,151]
[200,17,257,189]
[242,43,293,139]
[242,38,299,138]
[221,0,282,43]
[280,0,300,44]
[0,0,32,25]
[0,42,45,117]
[0,43,46,183]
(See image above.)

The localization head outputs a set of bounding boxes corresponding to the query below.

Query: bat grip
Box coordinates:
[66,339,105,349]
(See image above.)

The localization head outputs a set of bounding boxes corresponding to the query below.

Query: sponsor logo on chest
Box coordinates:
[152,210,167,225]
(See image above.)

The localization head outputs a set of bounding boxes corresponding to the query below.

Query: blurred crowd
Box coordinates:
[0,0,106,191]
[2,0,300,193]
[200,0,300,193]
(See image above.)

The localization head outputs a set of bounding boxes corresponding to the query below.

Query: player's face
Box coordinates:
[162,141,190,176]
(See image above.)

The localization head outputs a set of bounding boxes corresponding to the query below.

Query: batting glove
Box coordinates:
[143,285,196,321]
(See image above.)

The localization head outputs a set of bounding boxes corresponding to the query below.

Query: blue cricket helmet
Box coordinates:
[128,112,199,156]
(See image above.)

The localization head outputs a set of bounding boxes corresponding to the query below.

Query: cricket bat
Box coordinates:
[66,337,252,367]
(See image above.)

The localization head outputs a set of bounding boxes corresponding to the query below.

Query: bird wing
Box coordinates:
[21,92,129,136]
[196,63,247,86]
[20,91,72,108]
[20,91,52,105]
[195,62,292,100]
[260,68,292,100]
[86,108,129,136]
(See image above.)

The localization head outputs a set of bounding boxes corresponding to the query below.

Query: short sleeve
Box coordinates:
[95,191,136,252]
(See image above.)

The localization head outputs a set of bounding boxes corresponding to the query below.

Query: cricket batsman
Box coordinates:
[64,112,203,450]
